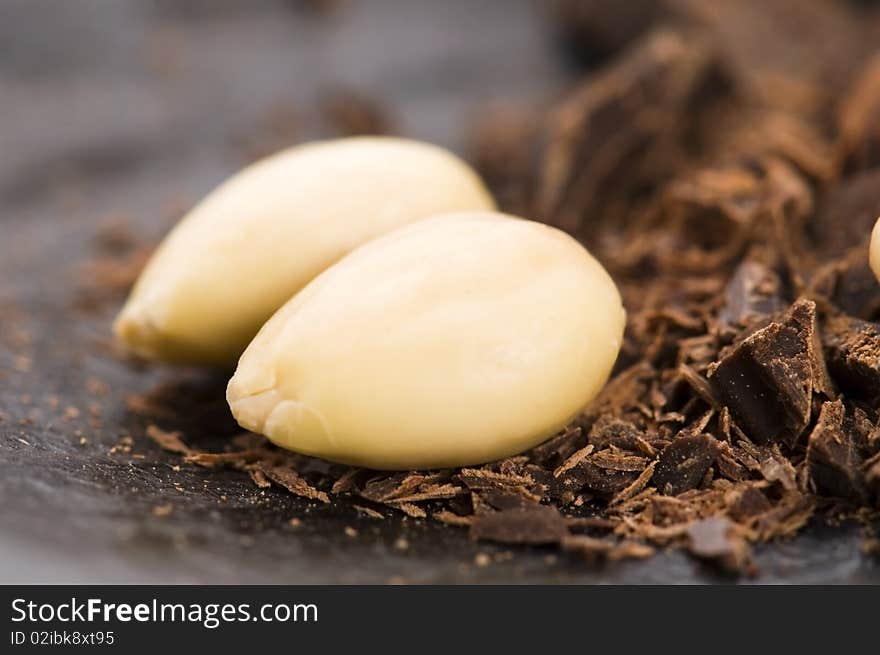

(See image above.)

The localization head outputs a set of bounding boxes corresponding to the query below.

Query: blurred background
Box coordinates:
[0,0,569,201]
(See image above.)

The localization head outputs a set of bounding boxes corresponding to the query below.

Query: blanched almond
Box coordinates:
[227,212,625,469]
[114,137,495,365]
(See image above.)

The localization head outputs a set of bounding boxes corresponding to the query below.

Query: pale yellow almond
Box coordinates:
[871,216,880,282]
[227,211,626,470]
[114,137,495,365]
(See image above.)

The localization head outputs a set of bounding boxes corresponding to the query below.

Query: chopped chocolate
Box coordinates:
[353,505,384,520]
[758,449,797,491]
[835,256,880,322]
[251,464,330,504]
[708,299,831,445]
[586,417,647,451]
[378,484,462,505]
[331,467,367,494]
[805,400,868,503]
[823,314,880,403]
[392,503,426,519]
[811,169,880,258]
[718,260,785,329]
[320,88,393,137]
[248,468,271,489]
[752,491,815,540]
[553,444,594,478]
[837,53,880,171]
[589,450,648,472]
[469,504,568,545]
[433,510,473,527]
[185,450,265,468]
[547,0,674,63]
[145,424,193,456]
[725,485,772,524]
[673,0,866,119]
[561,534,655,561]
[686,517,755,575]
[865,453,880,506]
[652,433,719,496]
[553,459,640,500]
[609,460,657,506]
[716,450,748,482]
[535,29,719,236]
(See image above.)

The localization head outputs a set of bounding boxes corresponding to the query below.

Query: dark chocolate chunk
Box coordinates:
[708,299,831,445]
[652,433,719,496]
[805,400,868,503]
[719,260,785,328]
[823,314,880,403]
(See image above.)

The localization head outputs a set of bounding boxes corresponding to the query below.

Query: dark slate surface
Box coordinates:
[1,0,877,584]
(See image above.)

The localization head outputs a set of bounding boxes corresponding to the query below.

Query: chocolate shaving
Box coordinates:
[249,464,330,504]
[553,444,594,478]
[145,424,193,456]
[470,504,568,545]
[561,534,655,561]
[609,460,657,506]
